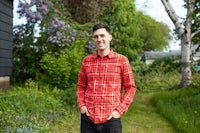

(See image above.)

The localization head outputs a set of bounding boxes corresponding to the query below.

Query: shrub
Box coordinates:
[39,40,85,89]
[132,58,181,91]
[148,57,181,73]
[39,51,72,89]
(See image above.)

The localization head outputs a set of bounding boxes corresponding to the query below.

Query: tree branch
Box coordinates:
[191,30,200,39]
[161,0,185,35]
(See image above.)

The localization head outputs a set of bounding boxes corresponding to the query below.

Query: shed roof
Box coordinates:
[144,51,181,60]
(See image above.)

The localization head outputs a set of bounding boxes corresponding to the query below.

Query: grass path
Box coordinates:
[122,92,176,133]
[51,92,176,133]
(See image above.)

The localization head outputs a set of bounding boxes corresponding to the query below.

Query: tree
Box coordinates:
[100,0,142,61]
[101,0,172,61]
[191,0,200,44]
[13,0,77,83]
[62,0,114,23]
[161,0,200,88]
[62,0,172,62]
[137,12,172,51]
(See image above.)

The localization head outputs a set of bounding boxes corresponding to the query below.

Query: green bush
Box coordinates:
[132,58,181,91]
[40,51,72,89]
[149,57,181,73]
[39,40,85,89]
[0,80,67,132]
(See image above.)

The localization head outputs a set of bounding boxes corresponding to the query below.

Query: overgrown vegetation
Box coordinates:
[151,73,200,133]
[2,57,200,132]
[0,80,61,132]
[12,0,172,84]
[0,79,78,132]
[39,40,85,89]
[3,0,199,132]
[132,57,181,91]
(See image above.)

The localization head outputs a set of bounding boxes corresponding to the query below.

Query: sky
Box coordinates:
[13,0,26,25]
[13,0,187,51]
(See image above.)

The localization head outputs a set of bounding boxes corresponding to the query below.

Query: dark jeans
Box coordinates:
[81,114,122,133]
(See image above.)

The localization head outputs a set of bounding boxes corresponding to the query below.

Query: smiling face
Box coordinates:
[93,28,112,52]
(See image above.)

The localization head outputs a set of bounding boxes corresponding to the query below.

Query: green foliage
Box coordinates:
[39,52,72,89]
[39,40,85,89]
[12,0,174,85]
[134,70,181,92]
[62,0,115,24]
[151,74,200,133]
[12,0,78,84]
[132,57,181,91]
[13,24,41,83]
[149,57,181,73]
[190,0,200,44]
[100,0,172,62]
[137,12,172,51]
[101,0,142,62]
[0,80,66,132]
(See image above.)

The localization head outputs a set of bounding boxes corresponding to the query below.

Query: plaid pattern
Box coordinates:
[77,49,136,124]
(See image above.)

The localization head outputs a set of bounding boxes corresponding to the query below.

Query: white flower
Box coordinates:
[25,0,31,4]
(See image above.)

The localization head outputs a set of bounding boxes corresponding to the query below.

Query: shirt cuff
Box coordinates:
[78,103,85,110]
[115,105,125,115]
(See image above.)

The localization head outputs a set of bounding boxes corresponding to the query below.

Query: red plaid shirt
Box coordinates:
[76,49,136,124]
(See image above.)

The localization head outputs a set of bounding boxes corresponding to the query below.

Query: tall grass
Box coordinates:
[0,80,68,132]
[151,73,200,133]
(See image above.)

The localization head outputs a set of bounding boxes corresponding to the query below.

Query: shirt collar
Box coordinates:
[95,49,115,59]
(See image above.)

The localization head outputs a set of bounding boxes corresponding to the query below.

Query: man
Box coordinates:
[76,24,136,133]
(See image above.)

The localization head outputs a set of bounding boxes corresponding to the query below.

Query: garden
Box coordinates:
[0,0,200,132]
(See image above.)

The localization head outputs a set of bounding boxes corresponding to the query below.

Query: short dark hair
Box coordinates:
[93,24,111,34]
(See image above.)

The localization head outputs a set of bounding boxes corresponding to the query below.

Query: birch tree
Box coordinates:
[161,0,200,88]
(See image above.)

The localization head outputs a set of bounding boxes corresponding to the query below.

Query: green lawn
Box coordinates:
[50,92,176,133]
[122,93,175,133]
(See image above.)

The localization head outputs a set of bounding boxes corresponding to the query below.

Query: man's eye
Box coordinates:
[100,35,105,37]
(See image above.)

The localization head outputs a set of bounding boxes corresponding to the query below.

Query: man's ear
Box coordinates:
[110,35,112,41]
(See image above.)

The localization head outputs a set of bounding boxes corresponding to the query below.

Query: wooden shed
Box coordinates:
[0,0,13,90]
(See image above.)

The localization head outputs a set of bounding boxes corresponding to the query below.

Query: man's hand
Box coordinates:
[107,110,120,120]
[80,106,90,116]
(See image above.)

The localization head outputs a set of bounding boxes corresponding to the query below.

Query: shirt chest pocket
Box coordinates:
[106,66,121,74]
[105,66,121,82]
[85,64,121,81]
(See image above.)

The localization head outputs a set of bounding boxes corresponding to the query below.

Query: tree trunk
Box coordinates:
[161,0,195,88]
[180,35,192,88]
